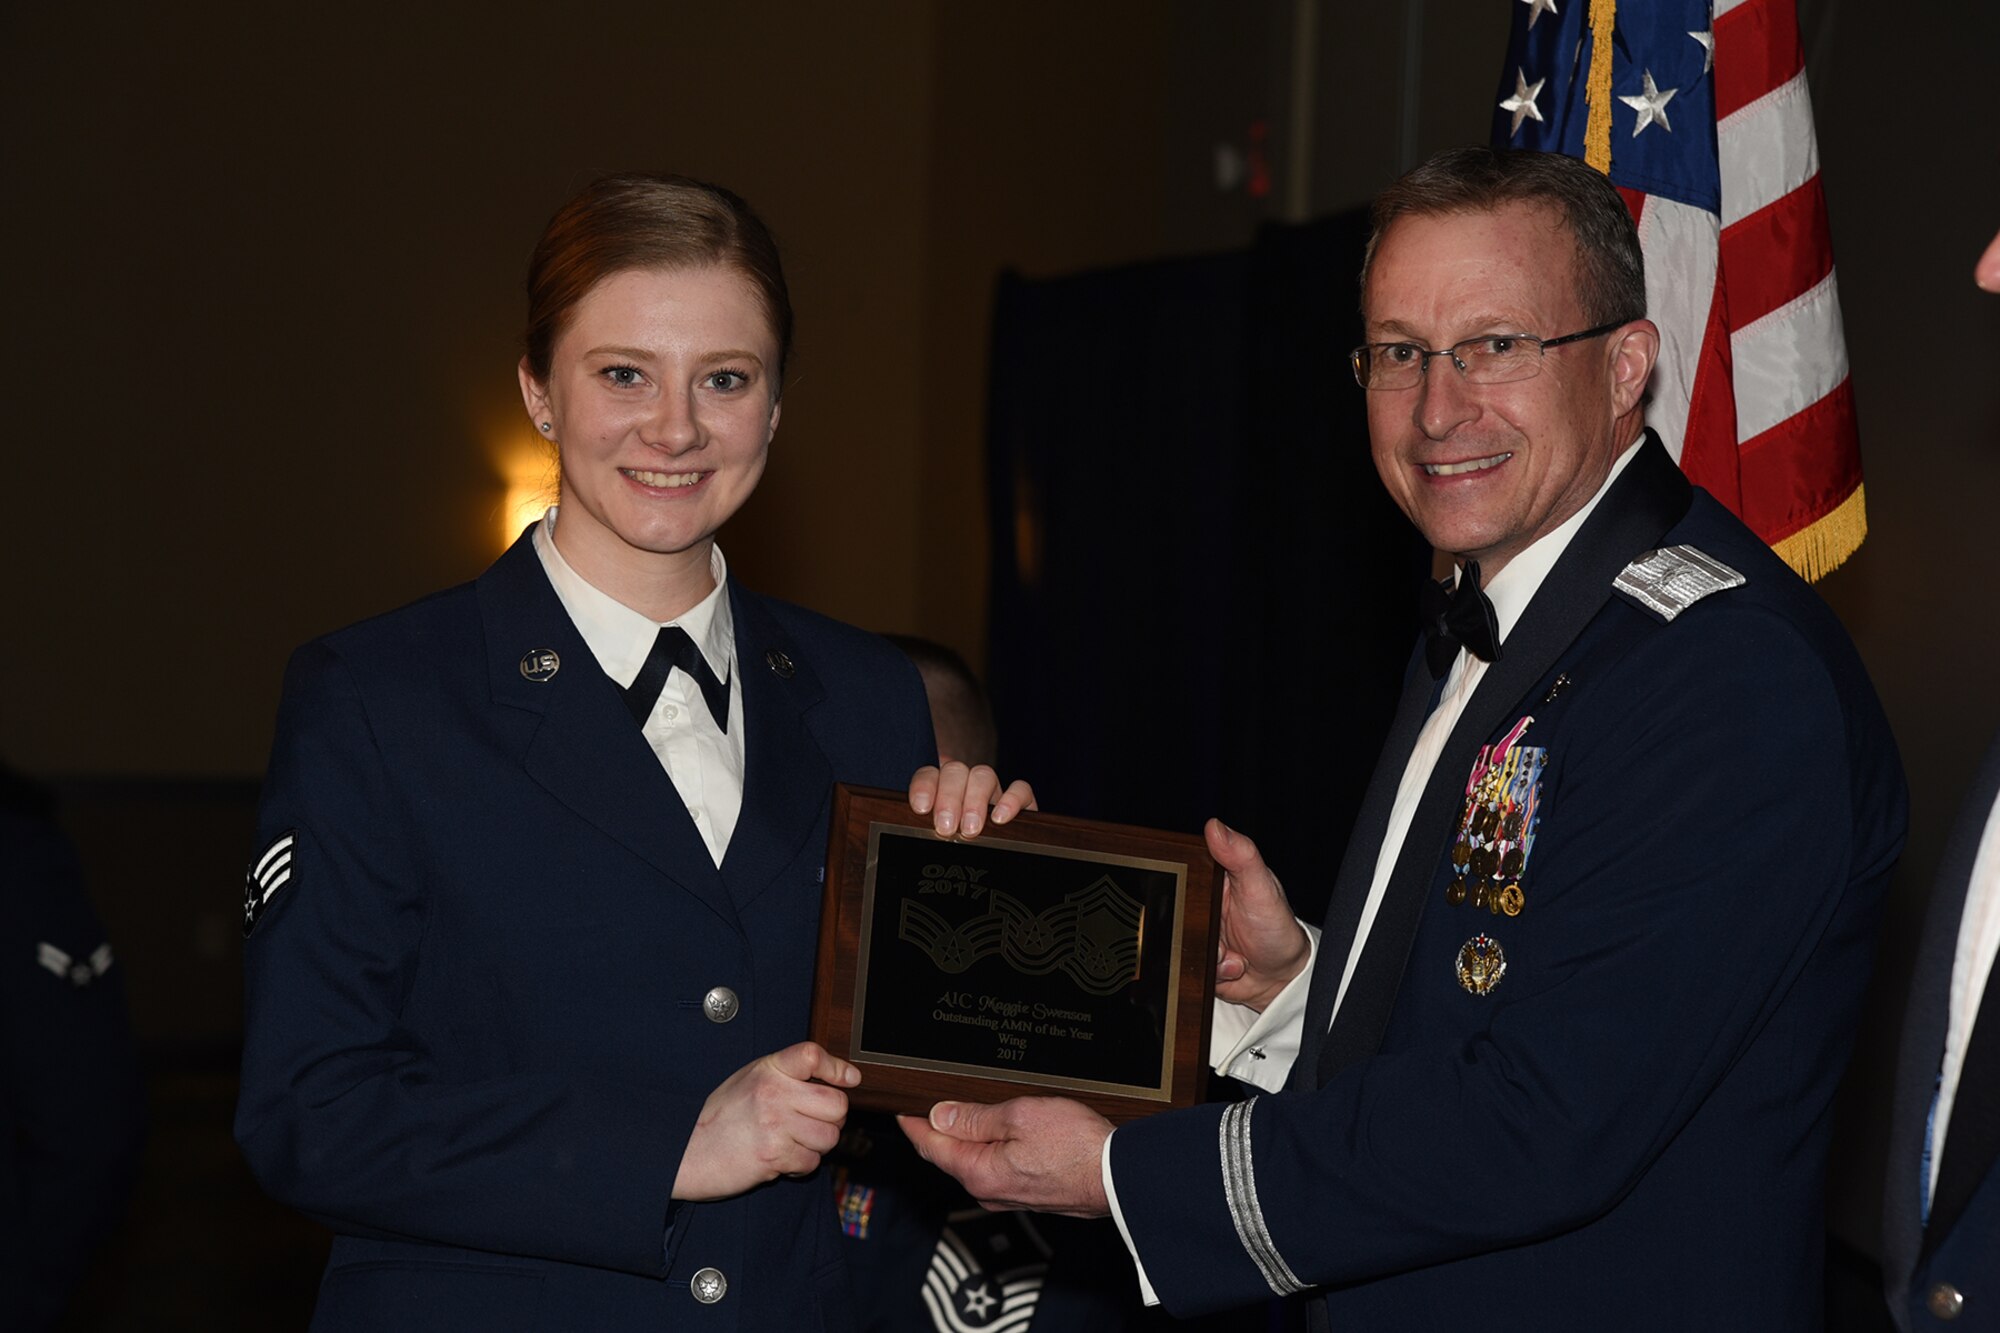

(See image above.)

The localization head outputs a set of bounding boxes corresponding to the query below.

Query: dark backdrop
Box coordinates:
[986,211,1427,922]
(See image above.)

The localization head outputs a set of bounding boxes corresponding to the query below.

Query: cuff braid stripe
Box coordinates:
[1219,1098,1307,1296]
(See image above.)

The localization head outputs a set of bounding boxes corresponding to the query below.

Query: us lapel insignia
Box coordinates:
[766,649,796,679]
[1446,716,1547,917]
[519,648,561,682]
[242,830,296,937]
[1455,933,1507,996]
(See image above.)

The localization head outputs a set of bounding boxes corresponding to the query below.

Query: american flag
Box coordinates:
[1492,0,1863,580]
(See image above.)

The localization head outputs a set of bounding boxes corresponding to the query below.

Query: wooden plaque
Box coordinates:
[811,785,1220,1125]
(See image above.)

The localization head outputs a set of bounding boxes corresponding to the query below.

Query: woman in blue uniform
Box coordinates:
[234,173,1027,1332]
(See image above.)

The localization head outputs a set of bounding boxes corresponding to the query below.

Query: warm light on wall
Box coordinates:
[492,428,559,555]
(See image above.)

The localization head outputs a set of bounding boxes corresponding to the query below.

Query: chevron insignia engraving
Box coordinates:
[898,875,1144,996]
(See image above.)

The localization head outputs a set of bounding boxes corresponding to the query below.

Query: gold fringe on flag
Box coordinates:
[1583,0,1617,173]
[1771,484,1869,583]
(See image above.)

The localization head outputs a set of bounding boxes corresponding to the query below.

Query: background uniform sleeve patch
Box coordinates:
[35,939,116,987]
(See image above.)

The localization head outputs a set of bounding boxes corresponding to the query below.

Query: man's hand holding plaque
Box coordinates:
[895,817,1311,1217]
[1209,819,1312,1010]
[899,1096,1114,1218]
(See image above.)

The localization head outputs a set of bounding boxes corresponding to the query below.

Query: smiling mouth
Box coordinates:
[1423,452,1513,478]
[622,467,705,489]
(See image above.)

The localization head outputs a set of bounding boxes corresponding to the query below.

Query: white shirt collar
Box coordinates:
[1468,434,1648,644]
[529,506,736,690]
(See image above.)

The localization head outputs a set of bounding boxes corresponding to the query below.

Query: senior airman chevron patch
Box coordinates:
[242,831,296,937]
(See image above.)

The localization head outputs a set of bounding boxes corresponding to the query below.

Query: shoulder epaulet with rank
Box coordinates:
[1612,544,1746,622]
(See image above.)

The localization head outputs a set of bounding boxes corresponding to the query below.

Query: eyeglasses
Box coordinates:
[1349,320,1625,391]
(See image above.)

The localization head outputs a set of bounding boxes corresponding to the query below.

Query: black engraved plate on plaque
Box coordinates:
[856,825,1179,1094]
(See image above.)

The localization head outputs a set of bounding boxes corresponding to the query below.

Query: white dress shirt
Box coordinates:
[1106,437,1648,1303]
[1928,790,2000,1207]
[532,508,746,866]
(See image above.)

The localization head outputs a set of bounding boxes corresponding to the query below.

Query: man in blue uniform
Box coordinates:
[905,147,1907,1330]
[1880,228,2000,1332]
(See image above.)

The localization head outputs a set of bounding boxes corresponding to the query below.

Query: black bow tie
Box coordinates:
[1420,560,1502,679]
[624,625,730,733]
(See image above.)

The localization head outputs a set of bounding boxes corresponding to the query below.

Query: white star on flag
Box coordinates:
[1500,67,1546,136]
[1619,69,1677,136]
[1519,0,1559,29]
[1689,30,1714,74]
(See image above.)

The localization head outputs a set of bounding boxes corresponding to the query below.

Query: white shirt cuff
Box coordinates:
[1101,1129,1161,1307]
[1207,923,1319,1093]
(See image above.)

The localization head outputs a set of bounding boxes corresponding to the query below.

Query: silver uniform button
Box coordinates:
[691,1267,727,1304]
[703,987,740,1023]
[1926,1283,1964,1320]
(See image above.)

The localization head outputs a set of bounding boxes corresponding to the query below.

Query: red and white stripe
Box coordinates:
[1627,0,1860,559]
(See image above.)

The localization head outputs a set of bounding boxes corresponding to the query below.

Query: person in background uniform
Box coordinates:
[233,174,1030,1333]
[904,147,1907,1331]
[0,763,145,1330]
[882,636,998,771]
[1880,229,2000,1331]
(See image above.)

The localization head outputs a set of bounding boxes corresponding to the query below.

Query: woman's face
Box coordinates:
[519,263,781,575]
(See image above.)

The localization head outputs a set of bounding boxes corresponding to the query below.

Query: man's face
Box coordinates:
[1362,201,1653,576]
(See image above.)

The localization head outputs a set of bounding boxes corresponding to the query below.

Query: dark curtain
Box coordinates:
[986,210,1428,923]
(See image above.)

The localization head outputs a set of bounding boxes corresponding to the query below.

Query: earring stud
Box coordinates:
[539,422,551,432]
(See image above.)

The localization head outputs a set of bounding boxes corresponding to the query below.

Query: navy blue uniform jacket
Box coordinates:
[1885,728,2000,1331]
[1110,438,1907,1329]
[235,530,934,1331]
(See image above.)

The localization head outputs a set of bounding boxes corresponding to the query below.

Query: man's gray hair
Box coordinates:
[1361,147,1648,328]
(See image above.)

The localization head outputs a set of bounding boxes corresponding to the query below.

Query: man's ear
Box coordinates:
[1608,319,1660,417]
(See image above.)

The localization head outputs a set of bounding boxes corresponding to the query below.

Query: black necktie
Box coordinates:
[624,626,730,733]
[1419,559,1502,679]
